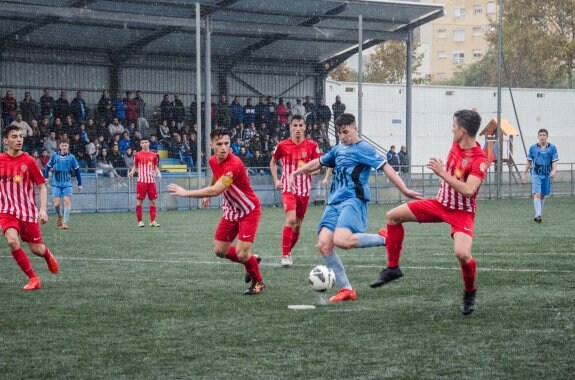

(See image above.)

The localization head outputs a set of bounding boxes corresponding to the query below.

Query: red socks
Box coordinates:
[136,205,143,222]
[461,257,477,292]
[150,205,157,222]
[282,227,301,256]
[386,224,405,267]
[225,245,240,263]
[11,248,36,279]
[244,255,262,282]
[290,231,300,250]
[225,246,262,282]
[281,226,293,256]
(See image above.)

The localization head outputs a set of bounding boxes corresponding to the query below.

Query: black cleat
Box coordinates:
[244,255,262,283]
[534,216,542,223]
[370,266,404,288]
[461,290,476,315]
[244,280,265,295]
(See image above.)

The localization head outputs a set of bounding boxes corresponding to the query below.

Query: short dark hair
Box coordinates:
[291,115,305,123]
[454,109,481,137]
[140,136,149,141]
[538,128,548,136]
[210,128,230,140]
[335,113,356,129]
[3,125,21,138]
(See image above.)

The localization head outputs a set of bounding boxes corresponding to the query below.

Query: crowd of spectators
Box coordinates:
[1,87,347,176]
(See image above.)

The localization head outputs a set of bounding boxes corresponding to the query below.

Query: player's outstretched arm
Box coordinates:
[168,180,228,198]
[289,158,321,192]
[383,164,423,199]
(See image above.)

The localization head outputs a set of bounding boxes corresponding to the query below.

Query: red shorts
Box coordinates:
[407,198,476,237]
[136,182,158,200]
[0,213,43,243]
[214,208,261,243]
[282,192,310,220]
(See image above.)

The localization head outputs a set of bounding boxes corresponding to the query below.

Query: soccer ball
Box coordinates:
[308,265,336,292]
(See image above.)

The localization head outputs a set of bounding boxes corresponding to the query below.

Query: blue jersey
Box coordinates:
[46,152,80,187]
[320,140,386,204]
[527,143,558,176]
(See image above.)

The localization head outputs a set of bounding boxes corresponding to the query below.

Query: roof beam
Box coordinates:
[111,27,182,64]
[0,17,55,50]
[319,40,383,74]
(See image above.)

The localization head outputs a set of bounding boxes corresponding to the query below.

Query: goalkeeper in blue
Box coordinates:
[521,128,558,223]
[44,140,83,229]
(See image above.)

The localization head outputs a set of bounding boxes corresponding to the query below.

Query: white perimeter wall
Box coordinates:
[326,80,574,167]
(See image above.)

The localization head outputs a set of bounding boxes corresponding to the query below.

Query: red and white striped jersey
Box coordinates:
[0,152,46,222]
[134,151,159,183]
[210,153,261,222]
[273,138,320,196]
[436,142,488,213]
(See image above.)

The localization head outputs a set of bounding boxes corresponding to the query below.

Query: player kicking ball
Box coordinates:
[290,114,421,302]
[370,110,488,315]
[168,129,265,295]
[0,125,59,290]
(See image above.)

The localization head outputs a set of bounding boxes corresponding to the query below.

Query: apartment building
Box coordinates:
[419,0,498,82]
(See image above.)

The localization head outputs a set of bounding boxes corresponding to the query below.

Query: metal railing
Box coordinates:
[46,162,574,213]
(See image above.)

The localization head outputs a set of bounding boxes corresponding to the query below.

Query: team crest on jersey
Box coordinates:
[21,165,27,172]
[480,162,488,172]
[301,151,307,158]
[462,159,468,167]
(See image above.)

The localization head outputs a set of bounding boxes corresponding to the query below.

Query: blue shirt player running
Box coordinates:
[289,113,422,303]
[521,128,558,223]
[44,141,82,229]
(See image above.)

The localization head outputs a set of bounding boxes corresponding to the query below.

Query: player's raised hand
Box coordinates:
[167,183,187,197]
[427,157,446,177]
[38,211,48,225]
[201,197,211,208]
[403,188,424,200]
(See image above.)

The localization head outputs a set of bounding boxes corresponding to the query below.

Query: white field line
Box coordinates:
[1,255,573,273]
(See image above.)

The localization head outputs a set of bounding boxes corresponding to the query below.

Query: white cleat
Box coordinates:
[281,255,293,267]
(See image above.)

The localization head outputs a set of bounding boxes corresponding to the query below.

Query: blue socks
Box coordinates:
[63,205,71,224]
[357,233,386,248]
[323,252,352,290]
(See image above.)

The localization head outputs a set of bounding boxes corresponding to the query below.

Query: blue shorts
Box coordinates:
[52,186,73,198]
[532,174,551,197]
[318,198,368,234]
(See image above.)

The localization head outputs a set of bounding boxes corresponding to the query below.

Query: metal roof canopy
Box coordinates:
[0,0,444,68]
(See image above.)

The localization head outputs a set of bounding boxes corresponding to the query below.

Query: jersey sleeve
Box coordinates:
[527,145,534,161]
[71,154,80,169]
[46,152,56,168]
[319,146,337,168]
[358,142,386,169]
[470,154,489,182]
[310,141,321,160]
[133,152,139,167]
[153,153,159,167]
[28,157,47,185]
[552,145,559,162]
[272,142,283,161]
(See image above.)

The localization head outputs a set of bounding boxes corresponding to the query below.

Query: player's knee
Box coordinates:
[454,249,471,263]
[236,249,250,263]
[386,210,401,225]
[316,239,332,255]
[30,244,45,256]
[213,250,226,258]
[6,238,20,251]
[286,216,297,228]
